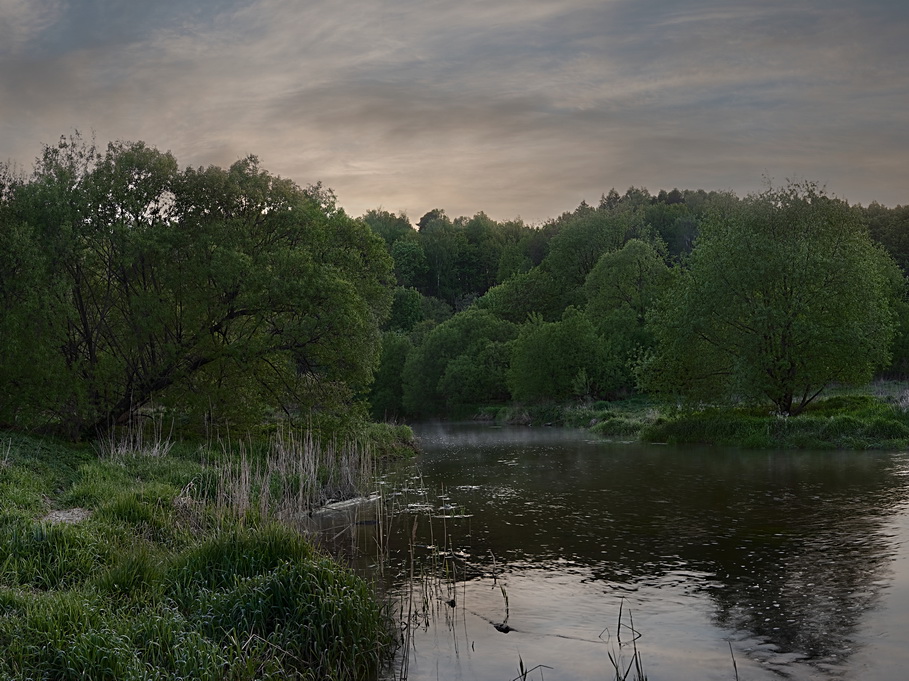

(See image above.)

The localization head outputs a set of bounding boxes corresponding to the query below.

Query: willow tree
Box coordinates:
[643,182,897,415]
[0,136,392,438]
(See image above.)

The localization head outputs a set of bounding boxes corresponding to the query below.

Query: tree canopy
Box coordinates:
[642,182,897,415]
[401,308,517,416]
[0,136,392,438]
[507,308,603,403]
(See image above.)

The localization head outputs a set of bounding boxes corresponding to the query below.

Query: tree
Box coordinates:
[368,331,413,420]
[476,267,567,323]
[437,341,512,412]
[507,308,603,403]
[458,212,515,296]
[417,208,447,231]
[385,287,424,332]
[0,136,392,437]
[419,215,467,303]
[584,239,674,394]
[864,202,909,272]
[544,203,650,289]
[361,208,414,246]
[585,239,672,334]
[642,182,896,415]
[389,238,428,289]
[401,308,517,416]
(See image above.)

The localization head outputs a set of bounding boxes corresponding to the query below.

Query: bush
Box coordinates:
[193,558,391,679]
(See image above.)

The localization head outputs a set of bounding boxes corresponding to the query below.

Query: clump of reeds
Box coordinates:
[211,429,376,522]
[94,414,174,459]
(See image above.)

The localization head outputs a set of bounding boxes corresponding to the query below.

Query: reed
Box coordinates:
[211,429,377,522]
[510,656,554,680]
[602,598,647,681]
[94,415,175,459]
[353,478,475,681]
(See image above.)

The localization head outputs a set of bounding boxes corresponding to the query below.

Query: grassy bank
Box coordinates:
[477,397,663,438]
[0,426,409,680]
[641,393,909,449]
[477,382,909,450]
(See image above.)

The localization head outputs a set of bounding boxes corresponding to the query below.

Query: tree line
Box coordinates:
[2,135,907,437]
[368,183,909,419]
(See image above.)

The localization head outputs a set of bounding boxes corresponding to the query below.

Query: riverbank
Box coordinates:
[478,382,909,449]
[0,426,409,680]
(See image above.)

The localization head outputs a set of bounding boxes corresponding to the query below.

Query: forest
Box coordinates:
[366,179,909,425]
[2,136,909,440]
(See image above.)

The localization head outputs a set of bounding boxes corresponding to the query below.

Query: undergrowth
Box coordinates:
[477,382,909,450]
[0,428,396,681]
[642,391,909,449]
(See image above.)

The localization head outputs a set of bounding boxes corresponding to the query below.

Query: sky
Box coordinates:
[1,0,907,225]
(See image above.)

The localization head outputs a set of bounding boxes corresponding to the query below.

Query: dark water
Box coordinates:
[314,422,909,680]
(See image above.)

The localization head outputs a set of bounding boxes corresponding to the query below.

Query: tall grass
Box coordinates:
[94,415,175,459]
[0,528,394,680]
[0,428,397,681]
[212,429,377,522]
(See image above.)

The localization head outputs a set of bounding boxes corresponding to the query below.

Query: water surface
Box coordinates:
[317,423,909,680]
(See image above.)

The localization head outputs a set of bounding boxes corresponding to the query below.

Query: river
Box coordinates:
[312,422,909,680]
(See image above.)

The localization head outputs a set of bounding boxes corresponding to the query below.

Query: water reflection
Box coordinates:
[310,423,909,679]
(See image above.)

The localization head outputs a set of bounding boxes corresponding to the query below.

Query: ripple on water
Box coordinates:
[380,424,909,680]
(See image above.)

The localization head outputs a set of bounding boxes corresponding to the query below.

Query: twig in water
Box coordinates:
[617,598,624,645]
[728,641,739,681]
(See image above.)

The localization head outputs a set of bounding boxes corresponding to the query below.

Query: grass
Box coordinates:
[642,390,909,449]
[361,422,419,460]
[477,381,909,449]
[0,427,397,681]
[480,397,664,437]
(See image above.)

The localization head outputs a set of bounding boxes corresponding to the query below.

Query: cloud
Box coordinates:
[1,0,907,222]
[0,0,64,54]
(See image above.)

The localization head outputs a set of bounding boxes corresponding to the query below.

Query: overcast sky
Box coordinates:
[1,0,906,224]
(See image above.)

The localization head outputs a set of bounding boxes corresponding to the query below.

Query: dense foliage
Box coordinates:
[642,183,898,415]
[363,183,908,419]
[4,134,909,427]
[365,187,725,417]
[0,136,392,438]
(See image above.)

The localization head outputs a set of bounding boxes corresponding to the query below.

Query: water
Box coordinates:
[314,422,909,680]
